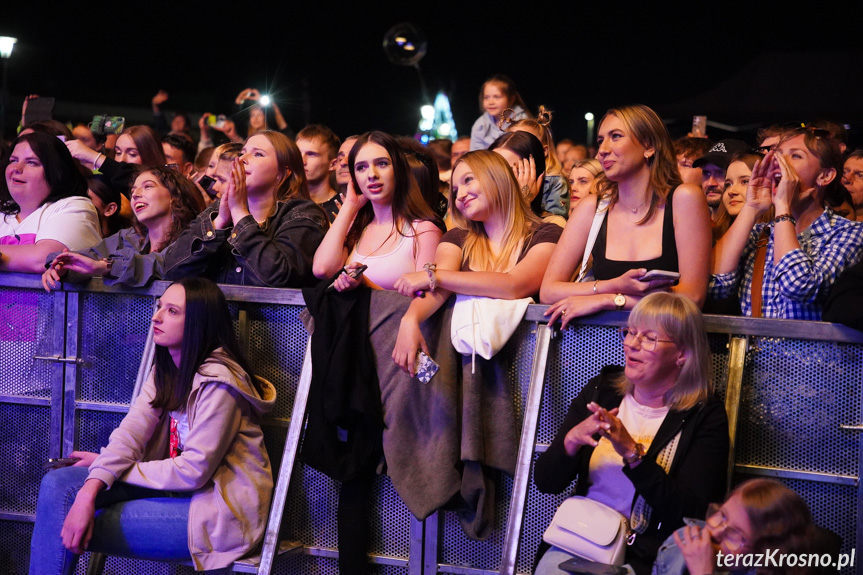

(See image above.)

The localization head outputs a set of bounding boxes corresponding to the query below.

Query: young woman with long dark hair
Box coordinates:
[29,277,276,573]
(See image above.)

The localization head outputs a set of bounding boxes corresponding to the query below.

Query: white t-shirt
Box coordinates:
[0,196,101,251]
[585,393,669,518]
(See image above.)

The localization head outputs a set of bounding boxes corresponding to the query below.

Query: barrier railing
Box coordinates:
[1,273,860,574]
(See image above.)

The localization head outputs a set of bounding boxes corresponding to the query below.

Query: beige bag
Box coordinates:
[542,496,630,566]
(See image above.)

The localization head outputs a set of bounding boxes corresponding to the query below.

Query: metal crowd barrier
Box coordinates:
[1,273,861,575]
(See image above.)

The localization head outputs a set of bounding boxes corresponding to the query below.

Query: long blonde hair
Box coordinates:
[451,150,542,272]
[595,104,682,225]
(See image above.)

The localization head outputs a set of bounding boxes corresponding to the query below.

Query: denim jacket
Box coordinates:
[652,522,751,575]
[162,198,327,287]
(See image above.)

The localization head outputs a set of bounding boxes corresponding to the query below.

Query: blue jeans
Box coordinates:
[29,466,192,575]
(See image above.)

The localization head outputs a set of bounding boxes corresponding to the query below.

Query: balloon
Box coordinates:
[382,22,427,67]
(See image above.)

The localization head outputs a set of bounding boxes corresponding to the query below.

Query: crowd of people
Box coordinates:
[2,76,856,574]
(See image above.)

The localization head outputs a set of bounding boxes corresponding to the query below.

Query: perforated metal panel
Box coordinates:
[0,287,56,397]
[76,410,126,453]
[281,462,413,561]
[244,303,308,420]
[0,404,51,515]
[77,293,153,404]
[736,337,862,476]
[0,521,35,575]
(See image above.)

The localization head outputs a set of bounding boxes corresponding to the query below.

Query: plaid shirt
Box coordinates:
[709,209,863,320]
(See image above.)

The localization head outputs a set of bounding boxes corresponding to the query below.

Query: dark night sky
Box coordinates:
[3,3,862,146]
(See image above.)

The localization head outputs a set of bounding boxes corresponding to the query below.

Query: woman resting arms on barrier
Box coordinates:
[42,167,205,290]
[392,150,562,374]
[533,293,728,575]
[29,277,276,573]
[312,131,443,291]
[161,130,328,287]
[539,104,711,327]
[0,132,101,273]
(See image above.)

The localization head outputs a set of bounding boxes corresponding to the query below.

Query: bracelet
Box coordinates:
[93,153,104,171]
[423,262,437,293]
[773,213,796,226]
[593,280,599,294]
[623,442,645,465]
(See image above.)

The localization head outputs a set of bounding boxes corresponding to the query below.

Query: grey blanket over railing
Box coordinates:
[367,290,519,540]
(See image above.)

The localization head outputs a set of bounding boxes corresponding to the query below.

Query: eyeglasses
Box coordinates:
[788,126,831,140]
[705,503,749,551]
[618,327,675,352]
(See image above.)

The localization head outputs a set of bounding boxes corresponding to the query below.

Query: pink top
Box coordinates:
[347,222,422,290]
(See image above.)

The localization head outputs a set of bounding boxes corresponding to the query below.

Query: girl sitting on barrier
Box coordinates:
[539,104,711,326]
[0,132,101,274]
[534,292,728,575]
[41,167,205,290]
[29,277,276,573]
[391,150,562,375]
[312,131,443,291]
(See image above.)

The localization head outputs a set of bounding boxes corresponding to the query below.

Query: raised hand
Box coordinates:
[745,151,778,215]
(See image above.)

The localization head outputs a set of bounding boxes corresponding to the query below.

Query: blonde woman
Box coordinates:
[392,150,561,374]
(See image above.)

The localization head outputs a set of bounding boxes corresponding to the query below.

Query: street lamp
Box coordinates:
[584,112,595,147]
[0,36,16,149]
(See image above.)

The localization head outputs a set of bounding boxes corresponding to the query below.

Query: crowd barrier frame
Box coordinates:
[1,273,861,575]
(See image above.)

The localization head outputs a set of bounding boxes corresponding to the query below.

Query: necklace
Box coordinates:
[619,197,648,214]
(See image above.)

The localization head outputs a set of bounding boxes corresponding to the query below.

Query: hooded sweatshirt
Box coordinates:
[87,350,277,570]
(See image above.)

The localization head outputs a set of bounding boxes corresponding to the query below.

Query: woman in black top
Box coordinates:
[539,104,710,328]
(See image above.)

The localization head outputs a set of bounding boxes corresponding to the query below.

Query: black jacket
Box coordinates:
[162,198,326,287]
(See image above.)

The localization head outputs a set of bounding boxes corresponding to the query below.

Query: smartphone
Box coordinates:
[415,351,439,384]
[199,175,216,194]
[90,115,125,136]
[325,264,368,292]
[24,96,55,125]
[207,114,228,129]
[640,270,680,282]
[42,457,81,470]
[691,115,707,138]
[558,556,625,575]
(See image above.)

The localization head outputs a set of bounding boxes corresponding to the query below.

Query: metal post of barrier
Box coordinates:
[723,335,748,490]
[499,322,553,575]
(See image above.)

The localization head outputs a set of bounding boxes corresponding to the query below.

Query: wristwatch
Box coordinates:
[623,442,646,465]
[614,293,626,311]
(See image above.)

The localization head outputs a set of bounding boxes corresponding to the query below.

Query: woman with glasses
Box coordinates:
[710,127,863,319]
[654,479,817,575]
[533,293,729,575]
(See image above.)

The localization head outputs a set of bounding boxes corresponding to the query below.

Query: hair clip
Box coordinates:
[536,105,553,127]
[498,108,516,131]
